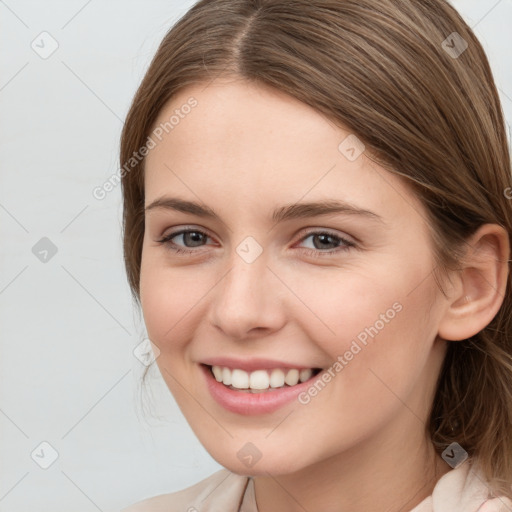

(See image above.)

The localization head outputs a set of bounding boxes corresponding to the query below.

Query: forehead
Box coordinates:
[143,78,425,224]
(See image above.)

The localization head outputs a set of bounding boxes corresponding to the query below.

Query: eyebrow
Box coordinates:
[144,196,384,224]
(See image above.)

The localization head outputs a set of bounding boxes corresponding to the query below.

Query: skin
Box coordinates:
[139,76,509,512]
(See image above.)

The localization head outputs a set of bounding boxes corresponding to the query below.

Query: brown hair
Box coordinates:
[120,0,512,498]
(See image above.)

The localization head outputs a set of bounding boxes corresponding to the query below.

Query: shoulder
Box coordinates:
[120,469,250,512]
[476,497,512,512]
[430,460,512,512]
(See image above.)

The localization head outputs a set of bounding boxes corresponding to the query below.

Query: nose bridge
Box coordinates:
[209,239,285,338]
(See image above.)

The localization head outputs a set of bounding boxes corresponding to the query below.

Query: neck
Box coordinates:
[252,419,452,512]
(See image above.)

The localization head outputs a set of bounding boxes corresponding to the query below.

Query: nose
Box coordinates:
[208,248,287,341]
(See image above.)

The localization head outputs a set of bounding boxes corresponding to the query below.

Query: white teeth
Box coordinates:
[212,366,223,382]
[210,365,316,391]
[222,367,232,386]
[269,369,285,388]
[231,369,249,389]
[249,370,270,390]
[284,369,299,386]
[299,368,313,382]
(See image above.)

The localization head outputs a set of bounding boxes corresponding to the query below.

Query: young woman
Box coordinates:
[119,0,512,510]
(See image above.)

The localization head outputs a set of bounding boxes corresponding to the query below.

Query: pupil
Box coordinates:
[185,232,204,247]
[314,234,335,249]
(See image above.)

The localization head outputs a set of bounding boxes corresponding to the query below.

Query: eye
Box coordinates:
[156,227,356,257]
[294,230,356,257]
[156,228,212,254]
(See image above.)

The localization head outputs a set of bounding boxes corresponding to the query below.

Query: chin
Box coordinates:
[215,452,308,477]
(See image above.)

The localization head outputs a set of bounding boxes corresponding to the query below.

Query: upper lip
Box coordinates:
[201,357,320,372]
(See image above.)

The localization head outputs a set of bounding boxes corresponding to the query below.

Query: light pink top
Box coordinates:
[121,460,512,511]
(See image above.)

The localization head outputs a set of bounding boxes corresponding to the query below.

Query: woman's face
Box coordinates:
[140,77,450,476]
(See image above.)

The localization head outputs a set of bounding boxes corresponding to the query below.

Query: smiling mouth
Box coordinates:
[205,364,322,393]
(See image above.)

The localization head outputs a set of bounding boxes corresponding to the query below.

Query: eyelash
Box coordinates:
[156,228,356,258]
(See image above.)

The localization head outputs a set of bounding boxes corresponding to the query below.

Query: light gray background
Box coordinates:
[0,1,511,511]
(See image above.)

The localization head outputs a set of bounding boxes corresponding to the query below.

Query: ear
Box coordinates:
[437,224,510,342]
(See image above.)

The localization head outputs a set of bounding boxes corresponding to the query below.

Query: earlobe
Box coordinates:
[437,224,510,342]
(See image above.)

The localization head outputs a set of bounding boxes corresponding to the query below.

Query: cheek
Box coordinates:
[284,270,440,454]
[139,258,213,351]
[288,260,438,384]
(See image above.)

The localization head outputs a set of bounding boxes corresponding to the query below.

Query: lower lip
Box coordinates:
[201,364,319,416]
